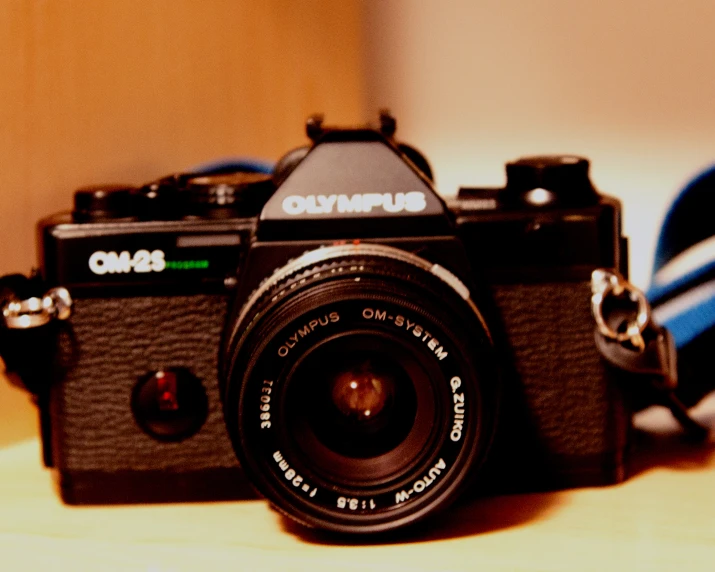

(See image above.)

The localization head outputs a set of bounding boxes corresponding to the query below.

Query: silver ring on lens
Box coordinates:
[236,243,488,336]
[591,269,650,351]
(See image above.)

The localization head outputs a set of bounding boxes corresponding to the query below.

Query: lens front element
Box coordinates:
[293,339,417,462]
[330,357,393,424]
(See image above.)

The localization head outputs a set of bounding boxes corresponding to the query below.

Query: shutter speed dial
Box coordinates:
[504,155,599,207]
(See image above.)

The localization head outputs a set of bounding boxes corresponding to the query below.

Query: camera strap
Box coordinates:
[591,269,709,441]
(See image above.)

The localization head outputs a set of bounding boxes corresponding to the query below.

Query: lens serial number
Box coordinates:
[259,379,273,429]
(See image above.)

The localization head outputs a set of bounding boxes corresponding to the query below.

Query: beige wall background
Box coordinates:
[363,0,715,287]
[0,0,364,446]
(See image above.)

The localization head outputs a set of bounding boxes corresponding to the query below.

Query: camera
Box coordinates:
[35,114,630,534]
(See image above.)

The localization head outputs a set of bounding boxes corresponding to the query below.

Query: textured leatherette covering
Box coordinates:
[50,295,240,475]
[488,280,631,487]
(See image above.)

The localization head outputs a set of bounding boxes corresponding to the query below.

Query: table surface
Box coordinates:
[1,399,714,572]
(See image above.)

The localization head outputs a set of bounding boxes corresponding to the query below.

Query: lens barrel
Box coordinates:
[221,244,498,533]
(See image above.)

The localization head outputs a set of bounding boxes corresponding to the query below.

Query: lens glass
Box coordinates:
[284,333,437,486]
[330,360,392,424]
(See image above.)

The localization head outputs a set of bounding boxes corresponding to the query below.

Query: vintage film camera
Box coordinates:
[29,114,630,533]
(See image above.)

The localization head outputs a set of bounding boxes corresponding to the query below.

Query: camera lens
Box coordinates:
[284,333,437,487]
[221,244,498,534]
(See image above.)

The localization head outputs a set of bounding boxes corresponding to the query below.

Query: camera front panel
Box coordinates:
[452,156,631,490]
[47,293,245,503]
[484,280,631,491]
[36,173,267,503]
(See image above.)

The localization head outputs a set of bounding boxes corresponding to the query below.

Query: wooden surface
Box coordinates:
[0,399,714,571]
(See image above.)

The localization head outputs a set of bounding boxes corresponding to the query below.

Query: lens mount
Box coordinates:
[222,244,498,533]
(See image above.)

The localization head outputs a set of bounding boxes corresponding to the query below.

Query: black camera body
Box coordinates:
[37,117,630,533]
